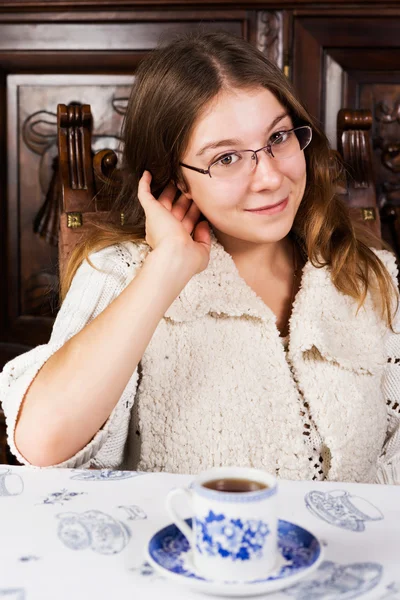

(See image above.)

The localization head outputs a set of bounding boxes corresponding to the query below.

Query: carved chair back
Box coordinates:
[57,104,122,278]
[336,109,380,239]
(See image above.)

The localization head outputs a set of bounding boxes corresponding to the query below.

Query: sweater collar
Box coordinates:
[287,258,387,374]
[165,231,275,323]
[163,233,388,373]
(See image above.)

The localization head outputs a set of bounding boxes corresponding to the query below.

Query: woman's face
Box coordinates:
[179,87,307,247]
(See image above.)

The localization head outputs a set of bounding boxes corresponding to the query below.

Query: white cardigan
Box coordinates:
[1,237,400,484]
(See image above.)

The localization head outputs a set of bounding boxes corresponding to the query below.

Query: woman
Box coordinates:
[1,31,399,483]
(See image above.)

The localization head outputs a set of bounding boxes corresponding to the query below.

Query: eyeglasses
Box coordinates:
[180,125,312,180]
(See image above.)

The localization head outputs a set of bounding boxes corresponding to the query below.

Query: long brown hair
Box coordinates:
[61,31,398,328]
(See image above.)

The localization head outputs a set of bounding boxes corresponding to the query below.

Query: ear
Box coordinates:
[174,177,192,200]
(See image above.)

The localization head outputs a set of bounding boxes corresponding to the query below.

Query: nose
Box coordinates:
[249,149,283,193]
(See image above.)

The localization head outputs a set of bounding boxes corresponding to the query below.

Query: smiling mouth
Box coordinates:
[244,197,288,212]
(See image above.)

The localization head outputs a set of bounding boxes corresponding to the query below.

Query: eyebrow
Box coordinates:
[195,112,290,157]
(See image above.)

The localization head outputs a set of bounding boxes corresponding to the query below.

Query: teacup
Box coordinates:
[165,466,278,582]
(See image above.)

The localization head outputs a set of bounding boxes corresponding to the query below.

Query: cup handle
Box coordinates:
[165,487,194,543]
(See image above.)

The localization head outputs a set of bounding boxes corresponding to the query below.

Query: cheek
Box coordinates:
[285,154,307,184]
[280,155,307,202]
[190,178,246,215]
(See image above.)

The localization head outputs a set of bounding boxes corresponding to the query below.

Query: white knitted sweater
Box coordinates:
[1,237,400,484]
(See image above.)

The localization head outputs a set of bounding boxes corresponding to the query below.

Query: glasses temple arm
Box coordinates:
[179,162,210,175]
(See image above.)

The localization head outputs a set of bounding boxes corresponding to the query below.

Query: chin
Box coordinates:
[214,215,295,246]
[251,220,295,244]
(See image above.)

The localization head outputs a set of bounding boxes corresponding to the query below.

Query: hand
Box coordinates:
[138,171,211,275]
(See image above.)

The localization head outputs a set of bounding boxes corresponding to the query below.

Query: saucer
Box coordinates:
[147,519,323,597]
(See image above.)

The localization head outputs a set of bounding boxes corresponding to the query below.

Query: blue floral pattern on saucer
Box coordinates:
[195,510,270,561]
[147,519,323,596]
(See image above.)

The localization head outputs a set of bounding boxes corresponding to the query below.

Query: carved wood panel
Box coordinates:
[8,75,132,326]
[357,84,400,255]
[359,86,400,202]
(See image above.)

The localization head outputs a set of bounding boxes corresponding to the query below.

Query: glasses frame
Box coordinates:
[179,125,312,178]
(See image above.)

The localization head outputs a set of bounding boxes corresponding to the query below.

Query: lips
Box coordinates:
[245,197,288,212]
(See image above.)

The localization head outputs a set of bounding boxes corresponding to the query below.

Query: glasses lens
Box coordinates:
[208,127,312,179]
[270,126,312,160]
[209,151,254,180]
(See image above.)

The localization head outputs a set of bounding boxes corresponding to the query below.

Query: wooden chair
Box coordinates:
[336,109,380,240]
[57,104,122,280]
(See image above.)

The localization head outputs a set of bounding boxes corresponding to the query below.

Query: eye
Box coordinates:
[214,152,241,168]
[270,130,291,145]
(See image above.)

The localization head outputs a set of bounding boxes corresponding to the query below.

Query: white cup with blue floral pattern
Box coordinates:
[165,466,278,582]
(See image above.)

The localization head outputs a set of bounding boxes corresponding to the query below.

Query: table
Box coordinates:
[0,465,399,599]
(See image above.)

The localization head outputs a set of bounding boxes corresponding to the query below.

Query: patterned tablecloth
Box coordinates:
[0,465,399,599]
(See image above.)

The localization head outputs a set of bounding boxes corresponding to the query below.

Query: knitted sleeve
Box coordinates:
[374,248,400,483]
[0,242,142,469]
[376,313,400,485]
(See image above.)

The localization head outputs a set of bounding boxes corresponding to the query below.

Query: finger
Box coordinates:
[181,201,201,234]
[171,194,192,220]
[137,171,154,208]
[193,220,211,249]
[158,182,177,211]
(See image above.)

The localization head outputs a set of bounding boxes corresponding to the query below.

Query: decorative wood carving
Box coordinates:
[337,109,380,239]
[58,103,95,209]
[358,91,400,256]
[256,11,283,68]
[33,156,62,246]
[32,101,127,248]
[58,103,123,278]
[4,74,132,339]
[367,97,400,256]
[375,100,400,183]
[337,110,374,189]
[375,101,400,126]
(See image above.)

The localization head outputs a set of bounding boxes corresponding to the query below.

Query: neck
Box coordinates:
[212,228,293,280]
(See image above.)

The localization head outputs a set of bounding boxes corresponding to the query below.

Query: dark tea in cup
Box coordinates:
[202,477,268,493]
